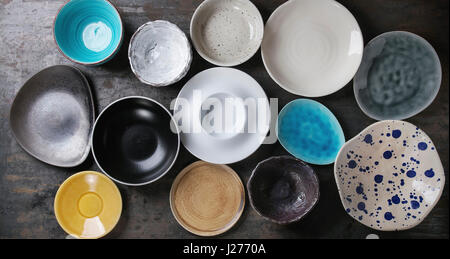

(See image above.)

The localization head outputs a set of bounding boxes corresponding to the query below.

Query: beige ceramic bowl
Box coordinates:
[170,161,245,236]
[190,0,264,66]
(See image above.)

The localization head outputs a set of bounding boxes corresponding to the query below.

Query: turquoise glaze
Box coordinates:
[54,0,123,65]
[277,99,345,165]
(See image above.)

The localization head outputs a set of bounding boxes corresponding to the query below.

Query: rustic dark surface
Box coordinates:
[0,0,448,239]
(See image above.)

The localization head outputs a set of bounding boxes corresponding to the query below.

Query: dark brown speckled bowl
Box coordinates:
[247,156,320,224]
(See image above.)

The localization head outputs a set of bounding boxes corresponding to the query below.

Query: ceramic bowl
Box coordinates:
[277,99,345,165]
[190,0,264,66]
[334,120,445,231]
[91,96,180,186]
[173,67,270,164]
[354,31,442,120]
[54,171,122,239]
[170,161,245,236]
[262,0,363,97]
[247,156,320,224]
[54,0,123,65]
[129,20,192,86]
[10,65,95,167]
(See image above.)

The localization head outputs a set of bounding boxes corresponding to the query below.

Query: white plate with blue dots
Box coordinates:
[334,120,445,231]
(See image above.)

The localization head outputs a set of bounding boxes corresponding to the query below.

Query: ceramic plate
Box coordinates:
[262,0,363,97]
[174,68,270,164]
[354,31,442,120]
[91,96,180,186]
[54,171,122,239]
[10,65,95,167]
[129,20,192,86]
[190,0,264,66]
[277,99,345,165]
[334,120,445,231]
[170,161,245,236]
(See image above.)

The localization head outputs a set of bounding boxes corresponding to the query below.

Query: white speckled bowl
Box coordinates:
[334,120,445,231]
[190,0,264,66]
[128,20,192,87]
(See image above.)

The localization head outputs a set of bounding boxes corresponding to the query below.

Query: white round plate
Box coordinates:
[334,120,445,231]
[174,68,270,164]
[262,0,364,97]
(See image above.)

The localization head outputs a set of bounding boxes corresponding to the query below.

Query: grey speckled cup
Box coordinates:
[354,31,442,120]
[128,20,192,87]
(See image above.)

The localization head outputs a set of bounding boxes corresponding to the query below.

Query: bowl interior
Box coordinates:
[92,98,179,185]
[129,21,191,86]
[10,65,94,167]
[54,171,122,239]
[54,0,122,64]
[191,0,264,66]
[248,156,319,224]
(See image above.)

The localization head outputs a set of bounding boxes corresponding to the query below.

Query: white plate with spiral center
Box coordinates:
[262,0,364,97]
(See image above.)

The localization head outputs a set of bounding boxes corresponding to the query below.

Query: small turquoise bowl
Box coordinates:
[277,99,345,165]
[54,0,123,65]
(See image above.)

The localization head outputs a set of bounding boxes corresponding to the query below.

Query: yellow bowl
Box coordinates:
[54,171,122,239]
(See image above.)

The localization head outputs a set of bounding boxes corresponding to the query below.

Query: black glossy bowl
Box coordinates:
[247,156,320,224]
[92,96,180,186]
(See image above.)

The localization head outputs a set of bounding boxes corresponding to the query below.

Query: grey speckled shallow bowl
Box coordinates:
[247,156,320,224]
[129,20,192,87]
[9,65,95,167]
[354,31,442,120]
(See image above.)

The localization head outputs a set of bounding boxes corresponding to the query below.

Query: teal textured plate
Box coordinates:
[277,99,345,165]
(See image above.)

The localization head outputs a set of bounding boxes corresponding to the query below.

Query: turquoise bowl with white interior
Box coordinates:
[54,0,123,65]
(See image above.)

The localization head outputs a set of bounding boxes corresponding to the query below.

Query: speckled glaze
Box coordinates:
[247,156,320,224]
[277,99,345,165]
[129,20,192,87]
[9,65,95,167]
[334,120,445,231]
[354,31,442,120]
[190,0,264,66]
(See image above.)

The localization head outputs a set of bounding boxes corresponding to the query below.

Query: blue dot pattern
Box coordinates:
[335,121,445,231]
[278,99,345,165]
